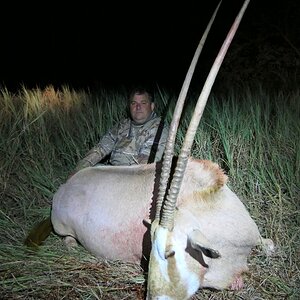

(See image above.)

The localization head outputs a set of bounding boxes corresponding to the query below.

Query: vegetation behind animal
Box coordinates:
[0,83,299,299]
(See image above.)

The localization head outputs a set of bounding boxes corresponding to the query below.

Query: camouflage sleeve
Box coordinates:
[74,122,120,172]
[74,146,104,172]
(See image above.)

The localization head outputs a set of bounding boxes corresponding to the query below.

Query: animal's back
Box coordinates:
[51,164,157,262]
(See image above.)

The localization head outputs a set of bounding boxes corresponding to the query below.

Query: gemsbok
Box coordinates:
[25,0,274,299]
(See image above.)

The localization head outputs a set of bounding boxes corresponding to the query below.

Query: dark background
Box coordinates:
[1,0,299,91]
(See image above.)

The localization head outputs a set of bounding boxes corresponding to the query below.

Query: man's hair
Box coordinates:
[129,86,153,103]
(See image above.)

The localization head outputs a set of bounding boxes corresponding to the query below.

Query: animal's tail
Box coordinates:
[24,216,53,248]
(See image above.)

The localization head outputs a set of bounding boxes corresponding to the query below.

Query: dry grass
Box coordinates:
[1,240,145,299]
[0,84,299,299]
[1,235,298,299]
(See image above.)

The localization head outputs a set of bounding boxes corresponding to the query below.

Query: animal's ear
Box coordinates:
[191,160,228,195]
[188,229,221,259]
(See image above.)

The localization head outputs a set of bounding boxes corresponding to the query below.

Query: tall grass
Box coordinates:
[0,83,299,299]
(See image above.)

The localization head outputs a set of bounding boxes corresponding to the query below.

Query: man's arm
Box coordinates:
[73,146,105,173]
[71,123,120,174]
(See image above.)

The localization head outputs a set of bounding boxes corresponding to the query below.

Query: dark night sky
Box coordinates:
[1,0,299,91]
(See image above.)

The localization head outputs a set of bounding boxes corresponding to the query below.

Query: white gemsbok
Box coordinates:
[25,0,274,299]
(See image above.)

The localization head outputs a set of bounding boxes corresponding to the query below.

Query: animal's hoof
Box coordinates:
[230,275,244,290]
[262,238,275,256]
[64,236,78,249]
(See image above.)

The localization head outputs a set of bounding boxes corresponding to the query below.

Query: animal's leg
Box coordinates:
[64,236,78,249]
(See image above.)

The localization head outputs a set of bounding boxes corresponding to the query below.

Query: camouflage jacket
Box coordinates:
[75,112,169,171]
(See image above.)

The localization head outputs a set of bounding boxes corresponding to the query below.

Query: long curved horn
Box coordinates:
[154,0,222,221]
[160,0,251,230]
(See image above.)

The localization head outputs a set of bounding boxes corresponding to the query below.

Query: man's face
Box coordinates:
[129,93,154,124]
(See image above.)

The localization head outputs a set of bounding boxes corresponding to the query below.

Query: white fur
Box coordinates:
[51,158,272,298]
[153,226,169,282]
